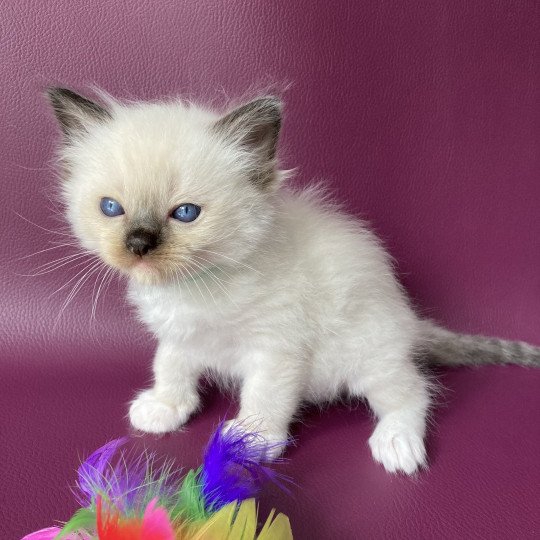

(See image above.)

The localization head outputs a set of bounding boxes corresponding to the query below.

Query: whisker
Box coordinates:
[14,211,74,238]
[179,264,210,310]
[98,267,119,314]
[190,254,235,283]
[202,217,248,246]
[197,248,263,275]
[49,258,101,298]
[188,261,218,308]
[91,265,113,320]
[174,264,196,305]
[18,242,82,260]
[30,250,91,271]
[189,258,237,308]
[53,260,104,328]
[10,162,51,172]
[21,253,94,277]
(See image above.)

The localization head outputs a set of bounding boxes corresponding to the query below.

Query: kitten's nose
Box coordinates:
[126,229,159,257]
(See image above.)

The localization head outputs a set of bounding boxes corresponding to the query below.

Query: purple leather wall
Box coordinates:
[1,1,539,538]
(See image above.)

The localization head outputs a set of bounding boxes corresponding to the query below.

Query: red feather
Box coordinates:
[96,496,174,540]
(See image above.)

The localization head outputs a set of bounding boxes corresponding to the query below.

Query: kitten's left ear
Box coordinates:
[214,97,282,188]
[46,87,111,139]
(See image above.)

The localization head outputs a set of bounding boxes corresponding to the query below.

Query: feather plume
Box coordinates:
[95,496,175,540]
[201,422,288,511]
[185,499,293,540]
[76,438,129,506]
[21,528,64,540]
[58,508,95,538]
[21,527,91,540]
[174,468,208,522]
[75,437,181,516]
[24,422,293,539]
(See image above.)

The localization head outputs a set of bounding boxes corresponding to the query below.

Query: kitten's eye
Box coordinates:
[171,203,201,223]
[100,197,125,217]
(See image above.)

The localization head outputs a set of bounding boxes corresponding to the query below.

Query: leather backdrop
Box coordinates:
[1,1,539,538]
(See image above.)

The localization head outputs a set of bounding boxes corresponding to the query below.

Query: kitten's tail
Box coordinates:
[421,321,540,367]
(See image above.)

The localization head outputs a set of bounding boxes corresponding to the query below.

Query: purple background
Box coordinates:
[1,1,539,538]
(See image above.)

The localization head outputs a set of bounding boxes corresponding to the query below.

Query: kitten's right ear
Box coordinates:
[46,87,111,138]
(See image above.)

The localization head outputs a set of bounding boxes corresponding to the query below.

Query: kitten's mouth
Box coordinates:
[129,259,161,282]
[132,259,158,272]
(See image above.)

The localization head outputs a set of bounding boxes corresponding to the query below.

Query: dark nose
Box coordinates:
[126,229,160,256]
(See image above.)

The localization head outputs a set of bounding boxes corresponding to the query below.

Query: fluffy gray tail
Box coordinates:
[421,322,540,367]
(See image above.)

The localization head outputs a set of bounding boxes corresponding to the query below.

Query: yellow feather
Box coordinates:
[183,502,236,539]
[257,513,293,540]
[178,499,293,540]
[228,499,257,539]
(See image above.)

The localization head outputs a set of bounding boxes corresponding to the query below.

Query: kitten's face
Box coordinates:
[48,90,282,285]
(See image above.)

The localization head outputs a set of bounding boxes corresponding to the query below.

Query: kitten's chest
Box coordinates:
[130,282,243,363]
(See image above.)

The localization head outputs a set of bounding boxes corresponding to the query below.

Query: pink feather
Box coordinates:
[21,527,85,539]
[141,499,175,540]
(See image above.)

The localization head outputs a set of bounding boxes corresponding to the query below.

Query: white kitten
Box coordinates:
[47,88,540,474]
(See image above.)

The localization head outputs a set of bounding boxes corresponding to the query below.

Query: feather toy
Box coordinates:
[22,423,293,540]
[201,423,287,511]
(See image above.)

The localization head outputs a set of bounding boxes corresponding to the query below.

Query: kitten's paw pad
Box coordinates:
[368,422,426,475]
[129,390,195,434]
[222,419,288,461]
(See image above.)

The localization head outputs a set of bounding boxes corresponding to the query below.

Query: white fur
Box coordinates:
[56,94,431,474]
[127,189,430,474]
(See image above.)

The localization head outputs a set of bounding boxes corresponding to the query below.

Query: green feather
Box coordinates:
[56,507,95,538]
[172,468,209,522]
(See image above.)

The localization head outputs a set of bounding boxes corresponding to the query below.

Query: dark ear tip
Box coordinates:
[45,87,78,104]
[258,96,283,114]
[45,86,111,135]
[45,86,61,103]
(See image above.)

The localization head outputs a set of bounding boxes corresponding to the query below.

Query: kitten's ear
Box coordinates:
[214,97,282,188]
[46,87,111,138]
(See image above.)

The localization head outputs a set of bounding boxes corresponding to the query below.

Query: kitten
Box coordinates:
[47,88,540,475]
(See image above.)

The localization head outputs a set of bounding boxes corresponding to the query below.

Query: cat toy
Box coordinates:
[23,423,293,540]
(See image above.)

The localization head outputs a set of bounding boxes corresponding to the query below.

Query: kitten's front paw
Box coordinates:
[129,389,198,434]
[368,417,426,475]
[222,418,288,461]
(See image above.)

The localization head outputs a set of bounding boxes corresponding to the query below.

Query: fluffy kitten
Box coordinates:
[47,88,540,475]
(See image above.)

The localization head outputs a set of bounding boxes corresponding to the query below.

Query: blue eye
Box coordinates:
[172,203,201,223]
[100,197,125,217]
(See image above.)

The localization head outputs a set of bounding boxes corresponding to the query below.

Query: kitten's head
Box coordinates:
[47,88,283,285]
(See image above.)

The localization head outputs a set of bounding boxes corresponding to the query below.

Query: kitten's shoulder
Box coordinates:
[278,184,391,268]
[279,184,375,239]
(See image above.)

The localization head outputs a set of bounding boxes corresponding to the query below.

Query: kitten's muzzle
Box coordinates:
[126,228,160,257]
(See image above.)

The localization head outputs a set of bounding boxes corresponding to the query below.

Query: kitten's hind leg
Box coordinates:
[350,360,431,475]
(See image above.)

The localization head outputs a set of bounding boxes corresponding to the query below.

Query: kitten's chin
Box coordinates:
[129,261,164,285]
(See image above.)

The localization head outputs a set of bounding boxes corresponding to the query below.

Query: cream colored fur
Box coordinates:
[51,90,434,474]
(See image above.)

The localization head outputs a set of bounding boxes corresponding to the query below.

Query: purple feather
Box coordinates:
[76,437,129,506]
[76,437,151,509]
[106,447,154,509]
[75,437,179,511]
[200,422,289,510]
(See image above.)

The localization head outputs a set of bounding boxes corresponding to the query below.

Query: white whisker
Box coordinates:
[189,258,238,308]
[53,260,104,328]
[49,258,101,298]
[14,211,74,238]
[181,263,211,310]
[18,242,82,260]
[190,254,235,283]
[23,252,93,277]
[91,265,112,320]
[197,248,263,276]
